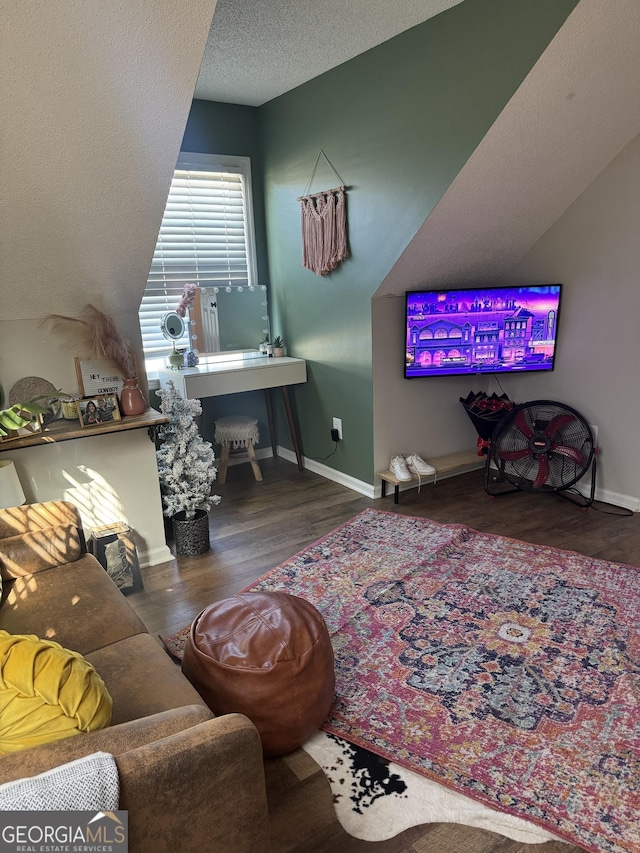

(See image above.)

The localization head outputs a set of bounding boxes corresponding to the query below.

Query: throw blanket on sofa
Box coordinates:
[0,751,118,810]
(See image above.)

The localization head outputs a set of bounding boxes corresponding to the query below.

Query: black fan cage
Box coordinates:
[489,400,595,494]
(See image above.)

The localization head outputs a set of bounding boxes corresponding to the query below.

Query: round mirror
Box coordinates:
[160,312,186,341]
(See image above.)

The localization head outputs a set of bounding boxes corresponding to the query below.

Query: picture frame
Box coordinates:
[74,354,139,397]
[77,394,122,428]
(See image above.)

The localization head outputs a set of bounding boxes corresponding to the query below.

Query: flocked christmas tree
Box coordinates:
[156,380,221,519]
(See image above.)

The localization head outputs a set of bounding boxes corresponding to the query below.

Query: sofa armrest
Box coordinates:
[0,708,270,852]
[0,500,85,579]
[0,705,214,783]
[117,714,271,853]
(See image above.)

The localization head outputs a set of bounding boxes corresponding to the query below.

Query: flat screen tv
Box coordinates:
[405,284,562,378]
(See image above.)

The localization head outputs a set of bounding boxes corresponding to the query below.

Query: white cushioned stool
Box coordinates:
[214,415,262,484]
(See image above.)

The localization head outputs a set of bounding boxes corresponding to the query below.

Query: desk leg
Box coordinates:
[264,389,277,458]
[281,386,304,471]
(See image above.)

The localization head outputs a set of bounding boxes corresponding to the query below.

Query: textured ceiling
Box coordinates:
[195,0,465,106]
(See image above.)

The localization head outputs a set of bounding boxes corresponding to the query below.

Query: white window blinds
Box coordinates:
[139,153,256,356]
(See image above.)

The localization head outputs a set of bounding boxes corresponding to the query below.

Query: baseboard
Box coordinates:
[585,485,639,513]
[277,446,377,498]
[486,461,640,513]
[276,447,640,511]
[277,447,482,499]
[138,544,173,568]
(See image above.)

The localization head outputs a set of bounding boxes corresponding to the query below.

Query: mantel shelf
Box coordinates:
[0,409,168,452]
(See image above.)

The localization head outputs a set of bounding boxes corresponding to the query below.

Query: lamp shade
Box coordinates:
[0,461,26,509]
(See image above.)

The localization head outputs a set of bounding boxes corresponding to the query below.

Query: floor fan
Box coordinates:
[484,400,597,507]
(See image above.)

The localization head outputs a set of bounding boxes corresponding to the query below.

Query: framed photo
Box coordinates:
[77,395,122,428]
[74,354,139,397]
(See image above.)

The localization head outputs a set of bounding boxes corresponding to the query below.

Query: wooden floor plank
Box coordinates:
[129,456,638,852]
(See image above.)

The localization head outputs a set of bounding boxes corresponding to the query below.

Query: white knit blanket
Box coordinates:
[0,751,119,810]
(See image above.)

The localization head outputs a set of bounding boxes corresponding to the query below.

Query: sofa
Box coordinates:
[0,500,271,852]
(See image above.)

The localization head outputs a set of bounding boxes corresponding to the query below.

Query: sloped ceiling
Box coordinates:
[376,0,640,296]
[195,0,465,106]
[0,0,217,322]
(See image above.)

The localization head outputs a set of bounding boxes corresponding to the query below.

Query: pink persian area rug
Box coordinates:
[161,623,558,844]
[244,509,640,853]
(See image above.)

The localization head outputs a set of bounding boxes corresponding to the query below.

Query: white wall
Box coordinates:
[372,296,481,466]
[1,0,217,320]
[372,1,640,509]
[0,0,217,561]
[502,134,640,510]
[375,0,640,298]
[372,135,640,511]
[1,430,171,568]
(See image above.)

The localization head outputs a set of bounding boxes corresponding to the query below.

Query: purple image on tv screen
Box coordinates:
[405,285,562,378]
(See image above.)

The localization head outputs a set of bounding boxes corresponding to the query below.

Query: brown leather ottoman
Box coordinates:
[181,591,335,757]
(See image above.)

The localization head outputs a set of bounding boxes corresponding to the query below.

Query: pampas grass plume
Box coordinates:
[41,304,133,378]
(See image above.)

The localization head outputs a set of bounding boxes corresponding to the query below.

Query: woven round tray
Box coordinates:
[8,376,61,424]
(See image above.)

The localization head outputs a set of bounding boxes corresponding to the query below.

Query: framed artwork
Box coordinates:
[77,395,122,428]
[74,354,139,397]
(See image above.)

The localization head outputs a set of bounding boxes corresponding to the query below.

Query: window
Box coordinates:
[139,153,258,358]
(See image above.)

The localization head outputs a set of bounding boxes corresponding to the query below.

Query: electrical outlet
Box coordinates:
[332,417,343,440]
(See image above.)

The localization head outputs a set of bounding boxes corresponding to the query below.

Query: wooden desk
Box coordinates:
[157,353,307,469]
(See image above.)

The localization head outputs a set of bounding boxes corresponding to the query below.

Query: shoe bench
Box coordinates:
[377,450,484,504]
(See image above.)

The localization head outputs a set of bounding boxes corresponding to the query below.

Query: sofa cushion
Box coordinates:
[0,525,83,579]
[0,554,146,655]
[0,631,112,755]
[85,633,207,725]
[0,501,81,540]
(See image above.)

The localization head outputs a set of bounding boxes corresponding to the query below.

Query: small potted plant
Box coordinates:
[0,395,59,441]
[272,336,285,357]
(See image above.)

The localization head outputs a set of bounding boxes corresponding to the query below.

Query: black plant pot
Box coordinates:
[172,508,210,556]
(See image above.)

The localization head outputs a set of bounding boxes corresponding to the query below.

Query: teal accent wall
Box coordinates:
[259,0,578,483]
[180,101,272,448]
[181,100,268,291]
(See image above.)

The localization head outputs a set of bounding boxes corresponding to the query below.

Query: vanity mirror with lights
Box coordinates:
[157,284,271,369]
[189,286,270,355]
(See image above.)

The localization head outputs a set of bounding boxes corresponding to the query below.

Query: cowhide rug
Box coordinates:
[303,730,560,844]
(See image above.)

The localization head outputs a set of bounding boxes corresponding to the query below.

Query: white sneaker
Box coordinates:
[405,453,436,477]
[389,455,413,481]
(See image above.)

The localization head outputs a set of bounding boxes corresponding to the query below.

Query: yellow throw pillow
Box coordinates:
[0,631,112,755]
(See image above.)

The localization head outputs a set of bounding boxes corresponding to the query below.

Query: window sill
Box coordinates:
[145,357,166,391]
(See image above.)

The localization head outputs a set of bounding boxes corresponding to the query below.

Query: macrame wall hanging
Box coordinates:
[298,150,349,276]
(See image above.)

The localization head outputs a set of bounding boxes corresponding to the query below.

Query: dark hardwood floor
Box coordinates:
[129,456,639,853]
